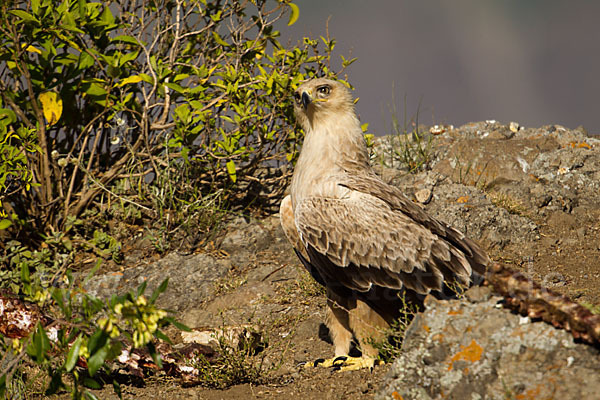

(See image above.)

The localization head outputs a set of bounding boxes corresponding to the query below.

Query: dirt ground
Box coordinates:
[65,122,599,399]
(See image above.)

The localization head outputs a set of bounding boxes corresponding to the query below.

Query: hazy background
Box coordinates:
[279,0,600,135]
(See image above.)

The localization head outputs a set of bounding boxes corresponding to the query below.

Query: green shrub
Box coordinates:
[0,0,354,397]
[0,0,351,241]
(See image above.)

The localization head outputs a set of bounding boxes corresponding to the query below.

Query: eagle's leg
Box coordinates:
[326,299,388,371]
[304,292,352,369]
[350,298,389,357]
[305,295,385,371]
[326,296,353,356]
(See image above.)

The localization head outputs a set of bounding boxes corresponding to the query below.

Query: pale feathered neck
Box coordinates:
[298,107,371,175]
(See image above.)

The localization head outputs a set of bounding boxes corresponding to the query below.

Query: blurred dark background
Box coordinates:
[279,0,600,135]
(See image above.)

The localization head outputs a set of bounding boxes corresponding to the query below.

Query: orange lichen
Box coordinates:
[448,309,463,315]
[567,141,592,149]
[456,196,469,203]
[515,383,542,400]
[422,324,431,333]
[447,339,483,370]
[391,391,404,400]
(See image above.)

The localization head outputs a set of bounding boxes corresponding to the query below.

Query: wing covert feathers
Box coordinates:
[341,171,490,275]
[294,186,487,295]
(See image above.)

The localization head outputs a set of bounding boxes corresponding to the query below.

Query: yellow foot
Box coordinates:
[303,356,383,372]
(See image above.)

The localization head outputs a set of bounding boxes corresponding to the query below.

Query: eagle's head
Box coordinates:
[292,78,355,131]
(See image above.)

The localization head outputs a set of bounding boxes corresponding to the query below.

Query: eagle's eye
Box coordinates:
[316,85,331,96]
[293,92,301,103]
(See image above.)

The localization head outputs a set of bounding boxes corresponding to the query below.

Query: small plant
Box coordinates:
[380,94,434,173]
[451,155,492,188]
[371,291,419,363]
[487,191,527,217]
[190,322,270,389]
[91,230,122,263]
[296,269,326,298]
[0,270,185,399]
[581,302,600,315]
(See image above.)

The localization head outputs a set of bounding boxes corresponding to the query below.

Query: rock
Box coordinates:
[84,252,231,312]
[415,188,433,204]
[377,293,600,399]
[464,286,492,303]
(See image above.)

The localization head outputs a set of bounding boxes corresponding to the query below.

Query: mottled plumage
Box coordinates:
[280,78,489,364]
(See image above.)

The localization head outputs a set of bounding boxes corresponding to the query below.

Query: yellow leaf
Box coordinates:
[456,196,469,204]
[117,75,143,87]
[288,3,299,26]
[38,92,63,126]
[226,160,237,183]
[22,44,42,54]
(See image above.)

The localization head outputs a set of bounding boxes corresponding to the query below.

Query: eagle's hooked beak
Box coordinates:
[301,91,312,110]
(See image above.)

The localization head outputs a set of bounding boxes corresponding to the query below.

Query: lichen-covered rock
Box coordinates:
[84,252,231,311]
[377,287,600,400]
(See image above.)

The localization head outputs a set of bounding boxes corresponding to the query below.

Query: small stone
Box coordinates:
[537,195,552,208]
[359,382,372,393]
[566,356,574,367]
[519,316,530,325]
[465,286,492,303]
[415,188,433,204]
[509,121,520,133]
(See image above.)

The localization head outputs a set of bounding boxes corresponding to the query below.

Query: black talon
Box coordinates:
[333,356,348,363]
[313,358,325,367]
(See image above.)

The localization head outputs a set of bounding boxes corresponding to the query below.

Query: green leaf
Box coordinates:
[288,3,300,26]
[31,0,40,15]
[84,391,100,400]
[27,323,50,362]
[83,377,102,389]
[78,51,95,70]
[52,287,66,315]
[212,32,229,47]
[88,343,109,376]
[0,108,17,123]
[9,10,39,23]
[21,262,30,285]
[106,341,122,361]
[112,379,122,399]
[164,82,186,93]
[146,341,162,369]
[111,35,140,45]
[65,334,83,372]
[83,260,101,287]
[87,329,108,356]
[154,329,171,344]
[0,219,12,230]
[226,160,236,182]
[0,374,6,398]
[78,0,87,17]
[100,5,114,24]
[149,278,168,304]
[136,280,147,297]
[117,75,143,87]
[163,316,191,332]
[83,81,108,97]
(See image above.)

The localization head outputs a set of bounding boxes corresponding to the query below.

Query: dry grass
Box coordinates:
[486,191,528,217]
